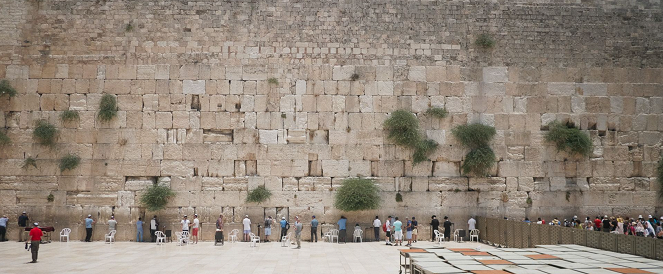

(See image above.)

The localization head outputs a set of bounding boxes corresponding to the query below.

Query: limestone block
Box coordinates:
[136,65,155,79]
[469,177,506,191]
[264,176,282,192]
[428,177,468,191]
[408,66,426,82]
[224,177,248,191]
[160,161,194,176]
[201,177,224,191]
[183,80,206,95]
[286,129,307,144]
[332,66,355,81]
[282,177,298,191]
[433,161,460,177]
[296,80,306,95]
[259,130,278,144]
[104,80,131,94]
[482,67,508,83]
[66,193,118,206]
[547,83,575,95]
[376,66,393,81]
[308,130,328,144]
[242,66,267,80]
[348,160,371,177]
[321,160,349,177]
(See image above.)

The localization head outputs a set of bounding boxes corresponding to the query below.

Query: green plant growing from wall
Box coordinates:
[395,192,403,202]
[334,178,380,212]
[246,185,272,204]
[22,157,37,170]
[0,130,10,146]
[526,197,533,206]
[350,73,360,81]
[452,123,497,177]
[0,80,18,97]
[267,77,279,85]
[425,107,448,119]
[140,181,176,211]
[384,110,439,164]
[60,110,80,123]
[475,33,495,49]
[33,120,58,147]
[125,23,134,32]
[98,94,118,122]
[59,154,80,172]
[544,121,593,157]
[47,193,54,202]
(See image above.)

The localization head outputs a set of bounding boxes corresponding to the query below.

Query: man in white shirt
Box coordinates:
[242,215,251,242]
[373,216,381,242]
[150,215,159,242]
[384,215,392,245]
[181,215,190,243]
[468,216,476,231]
[192,214,200,244]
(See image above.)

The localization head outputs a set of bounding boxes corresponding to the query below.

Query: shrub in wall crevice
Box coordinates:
[140,182,176,212]
[59,154,81,172]
[452,123,497,177]
[544,121,592,157]
[334,178,380,212]
[33,120,58,147]
[384,110,440,164]
[60,110,80,123]
[0,80,18,97]
[22,157,37,170]
[0,130,10,146]
[246,185,272,204]
[98,94,118,122]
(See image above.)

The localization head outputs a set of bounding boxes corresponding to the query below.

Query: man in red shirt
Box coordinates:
[29,222,43,263]
[594,216,602,231]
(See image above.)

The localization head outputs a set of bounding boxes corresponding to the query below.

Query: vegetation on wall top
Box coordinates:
[384,110,440,164]
[140,182,176,212]
[246,185,272,204]
[0,80,18,97]
[33,120,58,147]
[544,121,593,157]
[452,123,497,177]
[98,94,118,122]
[334,178,381,212]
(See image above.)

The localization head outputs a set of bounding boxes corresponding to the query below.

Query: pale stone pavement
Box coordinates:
[1,239,474,274]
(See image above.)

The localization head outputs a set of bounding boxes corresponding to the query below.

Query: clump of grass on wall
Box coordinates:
[0,130,10,146]
[98,94,118,122]
[33,120,58,147]
[384,110,439,164]
[60,110,80,123]
[544,121,592,157]
[334,178,380,212]
[425,107,448,119]
[0,80,18,97]
[59,154,80,172]
[452,123,497,177]
[140,182,176,212]
[246,185,272,204]
[267,78,279,85]
[395,192,403,203]
[22,157,37,170]
[475,33,495,49]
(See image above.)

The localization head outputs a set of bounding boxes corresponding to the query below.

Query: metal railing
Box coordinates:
[478,217,663,260]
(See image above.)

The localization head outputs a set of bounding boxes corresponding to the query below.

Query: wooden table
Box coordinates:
[399,248,429,274]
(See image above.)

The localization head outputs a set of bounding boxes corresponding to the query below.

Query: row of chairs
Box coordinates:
[319,229,364,243]
[432,229,480,245]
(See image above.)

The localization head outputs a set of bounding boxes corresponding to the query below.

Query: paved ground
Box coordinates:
[2,238,449,274]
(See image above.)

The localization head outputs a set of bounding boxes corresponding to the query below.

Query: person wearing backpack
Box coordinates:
[280,217,289,241]
[264,216,274,242]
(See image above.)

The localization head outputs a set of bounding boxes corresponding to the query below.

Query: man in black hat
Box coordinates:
[443,216,452,241]
[430,215,439,242]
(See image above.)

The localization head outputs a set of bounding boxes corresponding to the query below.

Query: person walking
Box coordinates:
[264,216,274,242]
[150,215,159,242]
[84,214,95,242]
[29,222,43,263]
[393,217,403,246]
[108,216,117,232]
[279,217,288,241]
[443,216,452,241]
[0,214,8,242]
[310,215,319,242]
[192,214,200,244]
[242,215,251,242]
[412,217,418,243]
[136,217,144,242]
[384,216,392,245]
[216,214,224,246]
[373,216,381,242]
[18,212,29,242]
[337,216,347,243]
[293,216,302,249]
[430,215,439,242]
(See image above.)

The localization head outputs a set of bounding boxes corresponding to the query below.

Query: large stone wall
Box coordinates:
[0,0,661,241]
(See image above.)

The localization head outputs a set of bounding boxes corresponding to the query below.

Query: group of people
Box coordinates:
[525,215,663,238]
[0,211,31,242]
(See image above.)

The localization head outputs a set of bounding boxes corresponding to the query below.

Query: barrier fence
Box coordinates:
[478,217,663,260]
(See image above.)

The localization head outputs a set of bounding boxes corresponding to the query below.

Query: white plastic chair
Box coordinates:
[353,229,363,243]
[453,229,463,243]
[434,230,444,245]
[175,232,187,246]
[249,233,260,247]
[323,229,339,243]
[610,230,620,234]
[229,229,240,243]
[470,229,480,242]
[281,232,291,247]
[155,231,166,244]
[182,231,191,245]
[105,230,116,244]
[60,228,71,242]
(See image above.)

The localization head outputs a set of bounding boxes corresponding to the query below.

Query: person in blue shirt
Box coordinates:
[279,217,288,242]
[393,217,403,246]
[310,215,319,242]
[85,215,95,242]
[337,216,347,244]
[136,217,144,242]
[406,217,413,247]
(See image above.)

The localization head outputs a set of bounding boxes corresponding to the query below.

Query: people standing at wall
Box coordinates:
[150,215,159,242]
[18,212,29,242]
[337,216,347,244]
[216,214,224,246]
[0,214,8,242]
[443,216,452,241]
[264,216,274,242]
[405,217,412,247]
[393,217,403,246]
[310,215,318,242]
[594,216,602,231]
[136,217,144,242]
[384,216,392,245]
[85,215,95,242]
[468,216,476,231]
[293,216,302,249]
[108,216,117,233]
[602,215,611,232]
[411,217,418,243]
[181,215,190,243]
[192,214,200,244]
[279,217,288,241]
[373,216,381,242]
[430,215,439,242]
[242,215,251,242]
[29,222,43,263]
